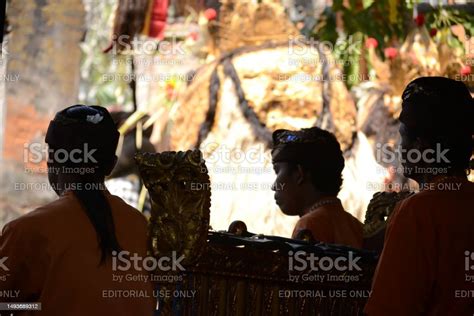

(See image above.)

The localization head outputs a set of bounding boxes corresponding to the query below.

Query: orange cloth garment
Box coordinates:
[0,191,155,316]
[365,179,474,315]
[291,201,363,248]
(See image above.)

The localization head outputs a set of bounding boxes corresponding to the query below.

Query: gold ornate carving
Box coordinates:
[217,0,299,52]
[135,150,211,265]
[136,149,378,315]
[363,191,414,237]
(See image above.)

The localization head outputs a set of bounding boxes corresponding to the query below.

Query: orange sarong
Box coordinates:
[365,179,474,315]
[0,191,155,316]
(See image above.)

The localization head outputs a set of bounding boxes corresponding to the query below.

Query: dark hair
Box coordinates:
[272,127,345,195]
[400,77,473,172]
[46,105,121,263]
[75,189,121,263]
[300,128,344,195]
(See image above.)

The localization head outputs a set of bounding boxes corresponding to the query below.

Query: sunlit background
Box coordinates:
[0,0,472,236]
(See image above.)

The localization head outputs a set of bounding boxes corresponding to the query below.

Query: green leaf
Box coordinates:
[363,0,374,9]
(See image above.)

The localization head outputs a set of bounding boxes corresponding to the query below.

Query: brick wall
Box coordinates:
[2,0,85,168]
[3,97,50,170]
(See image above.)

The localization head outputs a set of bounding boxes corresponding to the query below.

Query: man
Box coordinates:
[0,105,155,315]
[365,77,474,315]
[271,127,363,248]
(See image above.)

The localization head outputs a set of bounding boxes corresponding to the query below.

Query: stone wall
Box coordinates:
[0,0,85,226]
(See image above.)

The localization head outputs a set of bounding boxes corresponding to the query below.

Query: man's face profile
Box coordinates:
[272,161,301,216]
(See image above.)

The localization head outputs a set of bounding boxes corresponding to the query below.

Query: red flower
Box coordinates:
[429,28,437,37]
[415,14,425,27]
[365,37,378,49]
[384,47,398,60]
[460,65,471,76]
[204,8,217,21]
[165,82,175,99]
[189,31,199,41]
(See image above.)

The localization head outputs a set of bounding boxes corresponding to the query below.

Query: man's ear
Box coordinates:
[295,164,306,185]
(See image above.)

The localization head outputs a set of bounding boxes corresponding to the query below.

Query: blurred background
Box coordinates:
[0,0,473,236]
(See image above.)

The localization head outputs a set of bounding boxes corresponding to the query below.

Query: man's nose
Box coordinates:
[271,181,277,191]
